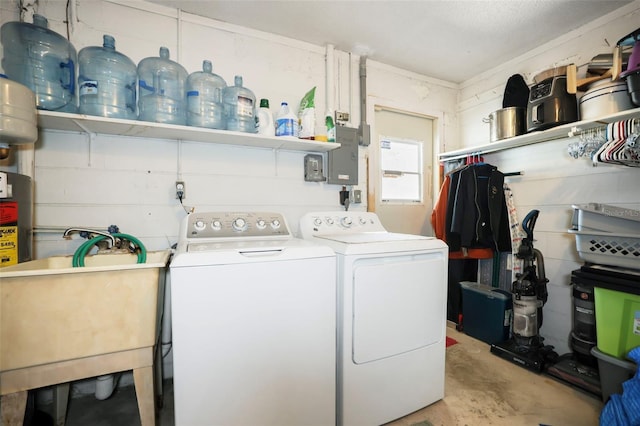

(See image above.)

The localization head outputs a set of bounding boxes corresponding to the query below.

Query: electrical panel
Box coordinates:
[327,126,358,185]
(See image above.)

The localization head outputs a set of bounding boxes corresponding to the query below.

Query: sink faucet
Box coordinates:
[63,228,116,247]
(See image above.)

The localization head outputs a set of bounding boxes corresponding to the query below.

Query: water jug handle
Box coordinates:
[139,80,155,93]
[126,83,136,113]
[60,59,75,95]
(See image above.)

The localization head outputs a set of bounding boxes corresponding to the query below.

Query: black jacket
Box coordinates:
[448,163,512,252]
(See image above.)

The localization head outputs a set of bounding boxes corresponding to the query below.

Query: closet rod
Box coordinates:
[504,171,524,177]
[567,117,639,138]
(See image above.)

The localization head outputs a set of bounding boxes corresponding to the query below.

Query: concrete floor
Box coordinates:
[388,328,602,426]
[38,327,603,426]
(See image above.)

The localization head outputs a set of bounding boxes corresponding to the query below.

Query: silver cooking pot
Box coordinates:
[484,107,526,142]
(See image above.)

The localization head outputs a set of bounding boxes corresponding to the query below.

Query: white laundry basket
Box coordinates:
[569,229,640,269]
[571,203,640,233]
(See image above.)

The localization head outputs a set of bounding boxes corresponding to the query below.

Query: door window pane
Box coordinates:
[380,137,422,202]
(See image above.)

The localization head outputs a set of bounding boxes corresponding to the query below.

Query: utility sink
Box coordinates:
[0,250,170,372]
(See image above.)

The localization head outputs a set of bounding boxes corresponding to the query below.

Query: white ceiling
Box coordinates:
[146,0,632,83]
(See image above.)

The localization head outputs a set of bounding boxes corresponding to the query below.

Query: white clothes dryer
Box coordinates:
[170,212,336,426]
[299,211,448,426]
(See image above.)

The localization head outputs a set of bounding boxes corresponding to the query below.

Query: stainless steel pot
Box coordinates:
[484,107,526,142]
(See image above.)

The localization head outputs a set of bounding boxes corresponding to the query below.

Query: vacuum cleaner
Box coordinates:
[490,210,558,371]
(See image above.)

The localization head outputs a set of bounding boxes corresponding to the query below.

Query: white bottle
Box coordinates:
[257,98,275,136]
[275,102,299,137]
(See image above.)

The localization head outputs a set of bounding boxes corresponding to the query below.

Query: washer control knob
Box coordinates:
[256,219,267,229]
[326,217,334,225]
[194,219,206,231]
[314,218,323,227]
[271,219,281,229]
[232,217,247,232]
[341,216,353,227]
[359,217,367,225]
[211,220,222,231]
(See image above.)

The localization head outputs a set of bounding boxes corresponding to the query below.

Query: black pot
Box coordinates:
[625,70,640,106]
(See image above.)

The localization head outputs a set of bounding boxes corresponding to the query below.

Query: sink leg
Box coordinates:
[0,390,28,426]
[133,366,156,426]
[53,383,70,426]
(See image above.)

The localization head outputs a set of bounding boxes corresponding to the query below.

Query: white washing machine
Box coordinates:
[170,212,336,426]
[299,211,448,426]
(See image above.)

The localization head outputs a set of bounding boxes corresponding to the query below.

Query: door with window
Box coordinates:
[371,106,434,236]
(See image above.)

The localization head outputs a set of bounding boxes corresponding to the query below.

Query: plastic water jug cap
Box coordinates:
[203,60,212,73]
[103,35,115,50]
[159,46,170,59]
[234,75,243,86]
[260,99,270,108]
[281,102,288,106]
[33,14,48,28]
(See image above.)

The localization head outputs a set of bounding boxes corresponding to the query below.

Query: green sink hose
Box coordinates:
[72,233,147,267]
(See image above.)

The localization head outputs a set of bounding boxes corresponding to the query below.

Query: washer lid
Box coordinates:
[171,238,335,267]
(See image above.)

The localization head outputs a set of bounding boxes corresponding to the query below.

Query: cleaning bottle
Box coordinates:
[257,98,275,136]
[326,112,336,142]
[275,102,299,137]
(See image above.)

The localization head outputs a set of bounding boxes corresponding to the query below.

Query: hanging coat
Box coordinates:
[450,163,511,252]
[432,170,495,259]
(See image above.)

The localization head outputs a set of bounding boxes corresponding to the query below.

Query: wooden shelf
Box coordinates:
[438,107,640,161]
[37,111,341,153]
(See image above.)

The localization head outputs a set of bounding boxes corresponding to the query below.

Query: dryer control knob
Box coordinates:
[341,217,353,227]
[326,217,334,225]
[271,219,281,229]
[256,219,267,229]
[194,219,206,231]
[232,217,247,232]
[313,218,323,227]
[211,220,222,231]
[359,217,367,225]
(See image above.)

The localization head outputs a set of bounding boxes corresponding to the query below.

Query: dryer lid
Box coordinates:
[314,232,430,244]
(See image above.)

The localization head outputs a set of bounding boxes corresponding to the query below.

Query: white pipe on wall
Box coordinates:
[326,44,335,113]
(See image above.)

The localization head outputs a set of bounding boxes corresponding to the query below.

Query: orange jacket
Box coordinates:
[432,173,494,260]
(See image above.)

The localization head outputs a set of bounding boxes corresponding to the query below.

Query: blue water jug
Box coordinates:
[222,75,257,133]
[1,14,77,112]
[78,35,137,119]
[186,60,227,129]
[137,47,187,125]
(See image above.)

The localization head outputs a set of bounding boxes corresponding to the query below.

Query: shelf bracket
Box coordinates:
[72,119,97,167]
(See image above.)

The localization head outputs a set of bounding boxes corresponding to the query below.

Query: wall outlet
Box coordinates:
[352,189,362,203]
[335,111,350,123]
[175,181,186,199]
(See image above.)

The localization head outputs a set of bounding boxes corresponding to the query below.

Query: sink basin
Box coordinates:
[0,250,170,371]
